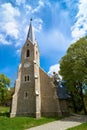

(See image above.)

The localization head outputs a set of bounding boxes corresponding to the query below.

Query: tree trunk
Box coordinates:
[71,92,77,113]
[80,88,87,115]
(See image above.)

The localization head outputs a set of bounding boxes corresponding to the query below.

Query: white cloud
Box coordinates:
[25,5,32,14]
[4,22,19,39]
[25,5,32,10]
[0,34,11,45]
[33,18,43,32]
[15,41,21,47]
[39,0,44,6]
[0,1,44,47]
[16,0,26,5]
[71,0,87,41]
[48,64,60,75]
[32,0,44,13]
[1,3,20,19]
[0,3,20,45]
[48,63,62,79]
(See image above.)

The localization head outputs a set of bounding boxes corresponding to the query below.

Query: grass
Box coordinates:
[67,122,87,130]
[0,106,10,116]
[0,106,63,130]
[0,106,9,112]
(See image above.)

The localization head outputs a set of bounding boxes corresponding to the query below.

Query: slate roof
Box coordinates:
[57,81,68,99]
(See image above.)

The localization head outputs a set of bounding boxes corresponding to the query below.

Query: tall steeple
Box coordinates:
[27,18,35,43]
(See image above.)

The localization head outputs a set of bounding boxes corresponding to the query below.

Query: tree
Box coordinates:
[59,36,87,114]
[0,74,11,105]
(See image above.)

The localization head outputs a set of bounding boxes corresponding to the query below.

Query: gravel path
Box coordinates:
[27,115,87,130]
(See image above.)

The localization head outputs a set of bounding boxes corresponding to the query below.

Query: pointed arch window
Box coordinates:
[26,49,30,57]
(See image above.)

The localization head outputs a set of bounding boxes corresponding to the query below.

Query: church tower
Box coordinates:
[10,19,69,118]
[10,19,41,118]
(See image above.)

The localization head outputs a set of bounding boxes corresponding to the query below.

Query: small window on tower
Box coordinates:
[25,92,27,97]
[24,92,28,99]
[26,49,30,57]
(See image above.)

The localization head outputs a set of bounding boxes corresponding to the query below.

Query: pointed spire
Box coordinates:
[27,18,35,43]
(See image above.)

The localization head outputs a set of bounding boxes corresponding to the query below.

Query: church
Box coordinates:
[10,19,69,118]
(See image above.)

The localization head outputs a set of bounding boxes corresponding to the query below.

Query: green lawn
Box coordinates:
[0,106,63,130]
[67,122,87,130]
[0,106,9,113]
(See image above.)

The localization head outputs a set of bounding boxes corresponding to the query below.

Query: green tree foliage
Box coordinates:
[0,74,11,105]
[59,36,87,114]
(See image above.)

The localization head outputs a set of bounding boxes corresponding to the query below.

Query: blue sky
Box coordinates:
[0,0,87,86]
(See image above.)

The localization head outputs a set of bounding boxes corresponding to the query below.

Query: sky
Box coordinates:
[0,0,87,86]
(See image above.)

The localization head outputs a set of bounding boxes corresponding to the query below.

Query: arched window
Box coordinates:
[25,92,27,97]
[26,49,30,57]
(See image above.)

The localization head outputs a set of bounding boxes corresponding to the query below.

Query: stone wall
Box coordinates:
[40,68,62,117]
[59,99,69,116]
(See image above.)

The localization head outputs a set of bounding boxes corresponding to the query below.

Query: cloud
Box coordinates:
[4,21,19,39]
[48,63,62,79]
[0,34,11,45]
[0,1,44,47]
[0,3,20,45]
[71,0,87,41]
[33,18,43,32]
[25,5,32,14]
[16,0,26,5]
[1,3,20,18]
[48,63,60,75]
[32,0,44,13]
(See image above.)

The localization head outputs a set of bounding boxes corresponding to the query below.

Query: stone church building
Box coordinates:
[10,19,69,118]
